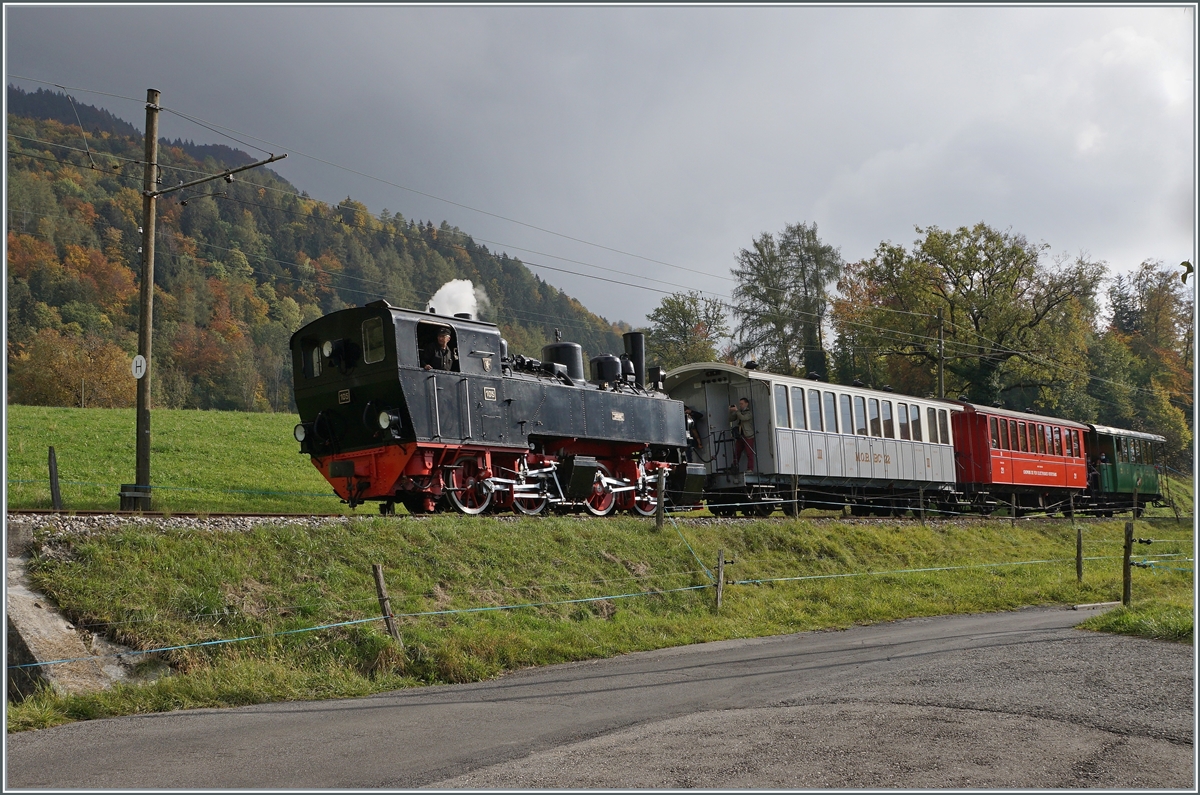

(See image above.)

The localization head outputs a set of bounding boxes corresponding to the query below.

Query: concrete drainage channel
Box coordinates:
[6,512,349,701]
[6,554,150,698]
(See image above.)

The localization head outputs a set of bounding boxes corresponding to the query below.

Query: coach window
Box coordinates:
[1009,421,1019,451]
[1052,427,1063,456]
[362,317,385,364]
[774,384,790,428]
[938,410,950,445]
[840,394,854,434]
[1000,418,1011,449]
[1144,441,1154,464]
[1018,422,1028,452]
[854,396,868,435]
[868,398,881,437]
[1072,429,1082,458]
[1045,425,1054,455]
[910,404,923,441]
[898,404,910,440]
[791,387,806,429]
[927,407,939,444]
[989,417,1000,449]
[807,389,822,432]
[881,401,895,438]
[820,391,840,437]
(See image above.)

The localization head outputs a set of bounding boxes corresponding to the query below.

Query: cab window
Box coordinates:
[302,340,322,379]
[362,317,385,364]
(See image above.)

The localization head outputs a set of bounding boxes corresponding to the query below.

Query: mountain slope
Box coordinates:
[6,85,629,411]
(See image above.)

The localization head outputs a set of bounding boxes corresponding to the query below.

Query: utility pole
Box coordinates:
[126,88,287,511]
[131,89,160,510]
[937,307,945,400]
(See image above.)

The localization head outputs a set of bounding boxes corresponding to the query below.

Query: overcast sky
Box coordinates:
[5,4,1196,328]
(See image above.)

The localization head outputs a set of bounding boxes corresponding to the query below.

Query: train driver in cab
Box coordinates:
[422,327,459,371]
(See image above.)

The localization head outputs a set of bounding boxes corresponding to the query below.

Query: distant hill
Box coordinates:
[6,85,630,412]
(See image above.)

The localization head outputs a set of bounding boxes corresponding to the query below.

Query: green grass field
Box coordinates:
[6,406,346,513]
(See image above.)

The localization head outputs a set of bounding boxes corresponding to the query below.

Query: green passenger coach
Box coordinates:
[1085,424,1166,516]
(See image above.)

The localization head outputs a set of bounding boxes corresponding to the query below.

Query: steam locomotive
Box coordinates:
[290,302,1166,518]
[290,301,704,516]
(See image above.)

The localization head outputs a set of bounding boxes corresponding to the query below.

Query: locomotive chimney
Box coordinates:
[623,331,646,388]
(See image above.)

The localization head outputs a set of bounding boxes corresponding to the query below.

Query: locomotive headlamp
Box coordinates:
[294,424,308,442]
[378,410,393,430]
[322,340,334,358]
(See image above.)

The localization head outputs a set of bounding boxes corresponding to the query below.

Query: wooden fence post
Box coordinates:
[1076,526,1083,584]
[716,548,724,613]
[656,469,666,531]
[48,446,63,511]
[1122,521,1133,607]
[372,563,403,646]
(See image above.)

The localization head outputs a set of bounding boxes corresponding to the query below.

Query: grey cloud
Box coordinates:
[5,5,1193,325]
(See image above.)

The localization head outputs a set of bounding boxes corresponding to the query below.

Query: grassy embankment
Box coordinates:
[5,406,1194,732]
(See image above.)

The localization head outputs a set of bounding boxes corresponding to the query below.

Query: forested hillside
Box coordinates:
[6,86,629,412]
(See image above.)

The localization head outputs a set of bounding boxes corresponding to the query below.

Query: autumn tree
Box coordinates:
[830,223,1104,407]
[645,291,729,371]
[8,328,135,408]
[1098,260,1194,468]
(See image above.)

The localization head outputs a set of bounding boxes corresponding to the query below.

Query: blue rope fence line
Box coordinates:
[67,568,715,632]
[18,547,1184,671]
[1132,558,1195,573]
[6,479,339,498]
[731,553,1194,587]
[668,514,715,582]
[7,584,712,671]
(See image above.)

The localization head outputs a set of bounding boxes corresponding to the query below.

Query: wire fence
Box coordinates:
[11,541,1191,672]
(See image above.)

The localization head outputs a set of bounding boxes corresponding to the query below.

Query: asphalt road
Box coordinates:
[5,607,1193,789]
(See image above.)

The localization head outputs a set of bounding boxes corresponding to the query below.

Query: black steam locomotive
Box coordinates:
[290,301,706,515]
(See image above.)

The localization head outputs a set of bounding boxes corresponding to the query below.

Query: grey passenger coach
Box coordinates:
[664,363,961,516]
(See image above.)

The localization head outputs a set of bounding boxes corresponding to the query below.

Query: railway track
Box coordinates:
[6,508,1169,522]
[5,509,347,519]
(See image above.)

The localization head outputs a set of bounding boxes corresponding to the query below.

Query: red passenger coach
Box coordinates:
[951,402,1089,515]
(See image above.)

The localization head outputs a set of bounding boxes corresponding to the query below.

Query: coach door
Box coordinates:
[705,382,736,473]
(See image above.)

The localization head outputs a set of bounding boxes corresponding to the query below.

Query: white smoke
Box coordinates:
[426,279,492,320]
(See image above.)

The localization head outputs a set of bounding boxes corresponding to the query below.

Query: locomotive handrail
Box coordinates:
[460,377,472,439]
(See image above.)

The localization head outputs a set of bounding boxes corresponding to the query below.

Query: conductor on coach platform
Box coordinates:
[729,397,756,472]
[422,327,458,371]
